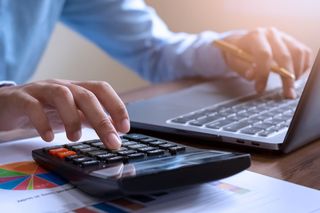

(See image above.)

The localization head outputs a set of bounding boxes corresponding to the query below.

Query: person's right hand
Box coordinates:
[0,79,130,149]
[222,28,313,99]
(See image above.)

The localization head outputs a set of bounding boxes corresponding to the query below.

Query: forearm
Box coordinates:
[60,0,237,83]
[139,30,239,83]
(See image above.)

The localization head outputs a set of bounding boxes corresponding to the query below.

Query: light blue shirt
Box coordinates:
[0,0,231,85]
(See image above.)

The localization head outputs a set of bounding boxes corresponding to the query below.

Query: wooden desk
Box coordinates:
[120,79,320,190]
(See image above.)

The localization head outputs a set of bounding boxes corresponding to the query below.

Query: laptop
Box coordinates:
[127,50,320,153]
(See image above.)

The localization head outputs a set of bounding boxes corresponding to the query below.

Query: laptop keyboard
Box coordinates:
[169,87,303,137]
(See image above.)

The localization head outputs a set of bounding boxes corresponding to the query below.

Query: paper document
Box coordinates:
[0,128,319,213]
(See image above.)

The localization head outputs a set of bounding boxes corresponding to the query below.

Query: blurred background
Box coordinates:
[30,0,320,93]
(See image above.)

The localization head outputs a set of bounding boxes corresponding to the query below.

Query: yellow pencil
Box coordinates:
[213,40,295,80]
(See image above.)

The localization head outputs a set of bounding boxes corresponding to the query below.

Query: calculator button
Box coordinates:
[107,147,128,153]
[79,147,100,154]
[70,145,91,151]
[96,153,117,161]
[83,139,101,144]
[107,156,125,164]
[96,144,106,149]
[117,150,137,156]
[43,145,63,152]
[122,141,138,146]
[159,143,177,149]
[118,147,129,151]
[65,154,84,161]
[56,151,77,159]
[64,143,83,149]
[73,157,93,165]
[90,142,104,147]
[140,138,158,143]
[168,146,186,154]
[87,150,109,157]
[80,160,100,167]
[121,138,129,143]
[123,134,148,141]
[147,149,165,156]
[49,148,69,156]
[148,140,167,146]
[127,144,147,150]
[127,153,145,160]
[137,147,156,153]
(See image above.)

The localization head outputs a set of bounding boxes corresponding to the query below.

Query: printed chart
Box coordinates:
[0,161,66,190]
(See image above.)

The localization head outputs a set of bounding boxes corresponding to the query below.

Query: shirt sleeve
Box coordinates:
[0,81,16,87]
[60,0,234,83]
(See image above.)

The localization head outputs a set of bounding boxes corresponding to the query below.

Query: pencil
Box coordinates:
[213,40,295,80]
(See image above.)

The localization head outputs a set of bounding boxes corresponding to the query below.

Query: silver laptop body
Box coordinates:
[128,51,320,153]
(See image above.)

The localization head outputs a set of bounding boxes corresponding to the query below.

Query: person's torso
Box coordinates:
[0,0,65,83]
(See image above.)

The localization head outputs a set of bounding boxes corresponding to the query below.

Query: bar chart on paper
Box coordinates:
[0,161,67,190]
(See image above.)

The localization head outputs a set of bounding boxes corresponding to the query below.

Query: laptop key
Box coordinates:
[172,112,207,124]
[205,119,233,129]
[258,127,278,137]
[270,118,286,125]
[171,117,191,124]
[189,114,224,126]
[240,127,264,135]
[223,121,251,132]
[237,111,252,118]
[274,124,288,131]
[253,122,274,129]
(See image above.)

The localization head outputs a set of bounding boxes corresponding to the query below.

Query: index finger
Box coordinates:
[244,29,273,93]
[73,81,130,134]
[69,85,122,150]
[267,28,296,99]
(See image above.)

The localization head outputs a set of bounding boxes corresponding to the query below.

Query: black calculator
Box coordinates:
[32,133,250,197]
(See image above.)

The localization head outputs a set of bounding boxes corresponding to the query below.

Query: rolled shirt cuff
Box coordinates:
[0,81,16,87]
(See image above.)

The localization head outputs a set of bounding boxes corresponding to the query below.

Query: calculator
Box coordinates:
[32,133,250,197]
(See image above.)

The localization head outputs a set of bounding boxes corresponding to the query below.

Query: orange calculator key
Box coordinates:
[56,151,77,159]
[48,148,69,156]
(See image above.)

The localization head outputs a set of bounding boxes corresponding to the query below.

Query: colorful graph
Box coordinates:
[0,161,67,190]
[73,182,250,213]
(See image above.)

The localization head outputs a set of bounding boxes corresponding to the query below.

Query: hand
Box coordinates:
[222,27,313,98]
[0,79,130,149]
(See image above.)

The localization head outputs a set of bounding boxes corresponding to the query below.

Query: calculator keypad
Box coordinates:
[45,134,186,168]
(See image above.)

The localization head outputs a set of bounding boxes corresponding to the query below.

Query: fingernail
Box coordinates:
[121,119,130,133]
[245,69,254,80]
[44,131,54,142]
[107,133,121,149]
[256,84,264,94]
[289,88,297,99]
[73,130,82,141]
